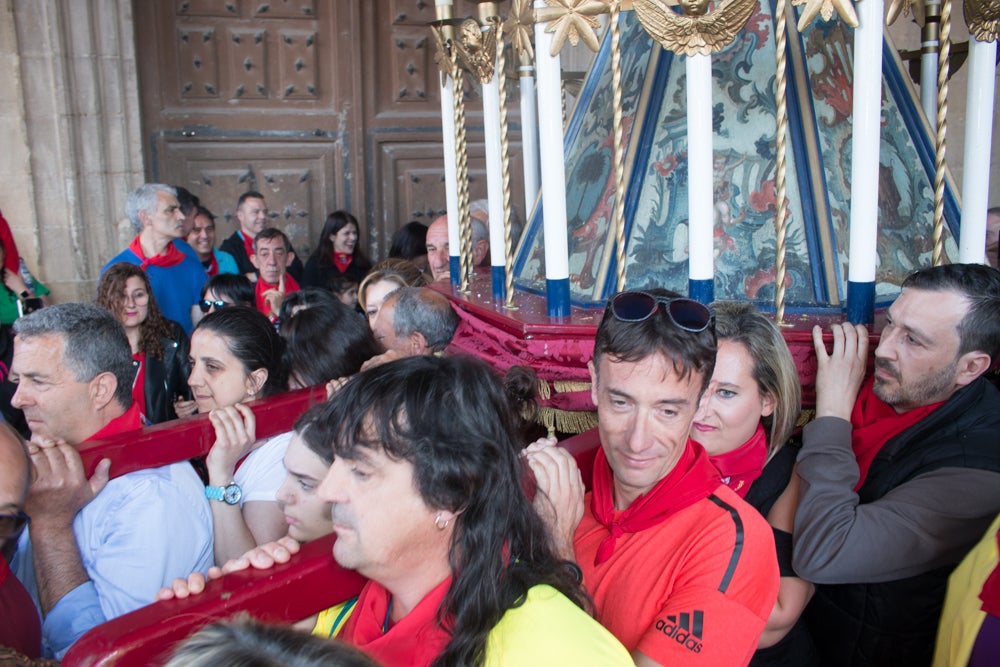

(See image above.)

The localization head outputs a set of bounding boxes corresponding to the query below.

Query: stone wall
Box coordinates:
[0,0,144,302]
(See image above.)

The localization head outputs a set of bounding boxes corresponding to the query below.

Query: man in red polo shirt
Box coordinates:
[527,289,779,667]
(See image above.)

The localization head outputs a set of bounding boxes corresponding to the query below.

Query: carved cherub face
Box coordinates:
[460,18,483,50]
[679,0,711,15]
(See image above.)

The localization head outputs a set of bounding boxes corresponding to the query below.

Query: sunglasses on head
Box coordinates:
[608,291,712,332]
[199,299,229,313]
[0,511,29,541]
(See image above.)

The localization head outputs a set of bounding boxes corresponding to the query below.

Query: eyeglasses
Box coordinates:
[0,511,30,540]
[199,299,230,313]
[608,291,712,332]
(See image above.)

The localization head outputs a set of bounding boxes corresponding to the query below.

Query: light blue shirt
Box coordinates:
[213,248,240,275]
[13,461,214,658]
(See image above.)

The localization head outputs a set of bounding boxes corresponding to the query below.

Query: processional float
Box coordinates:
[58,0,998,664]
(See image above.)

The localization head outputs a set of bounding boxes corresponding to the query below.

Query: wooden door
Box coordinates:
[136,0,523,259]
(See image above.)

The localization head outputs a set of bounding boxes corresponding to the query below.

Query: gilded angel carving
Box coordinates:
[965,0,1000,42]
[633,0,760,56]
[452,18,499,84]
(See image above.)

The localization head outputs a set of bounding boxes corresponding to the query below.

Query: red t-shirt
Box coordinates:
[576,484,779,666]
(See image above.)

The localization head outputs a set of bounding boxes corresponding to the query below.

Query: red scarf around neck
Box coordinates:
[334,252,353,273]
[340,577,453,667]
[84,402,143,442]
[204,252,219,277]
[590,440,721,565]
[708,423,768,498]
[239,230,255,262]
[128,236,184,270]
[131,352,146,424]
[850,378,943,491]
[254,272,300,320]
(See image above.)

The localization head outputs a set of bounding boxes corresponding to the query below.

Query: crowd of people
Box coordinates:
[0,187,998,667]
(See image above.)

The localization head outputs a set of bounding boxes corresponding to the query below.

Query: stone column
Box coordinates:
[3,0,144,301]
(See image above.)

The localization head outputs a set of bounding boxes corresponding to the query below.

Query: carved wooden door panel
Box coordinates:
[136,0,522,259]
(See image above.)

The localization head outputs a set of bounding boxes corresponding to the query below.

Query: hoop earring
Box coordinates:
[434,513,450,531]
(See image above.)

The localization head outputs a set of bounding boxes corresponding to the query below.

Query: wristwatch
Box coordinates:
[205,482,243,505]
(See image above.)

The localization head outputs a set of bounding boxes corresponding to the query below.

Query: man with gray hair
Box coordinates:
[364,287,459,369]
[101,183,207,334]
[8,304,213,658]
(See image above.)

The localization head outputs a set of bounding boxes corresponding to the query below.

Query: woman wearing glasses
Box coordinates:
[689,301,817,665]
[195,273,254,324]
[96,263,195,423]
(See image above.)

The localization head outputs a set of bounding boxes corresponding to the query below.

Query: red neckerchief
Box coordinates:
[239,230,255,262]
[254,272,300,320]
[708,423,767,498]
[590,440,721,565]
[340,577,453,667]
[334,252,353,273]
[204,252,219,276]
[979,526,1000,616]
[131,352,146,423]
[84,402,143,442]
[127,236,184,270]
[850,378,943,491]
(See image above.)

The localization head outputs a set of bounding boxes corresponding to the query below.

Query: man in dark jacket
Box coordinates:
[795,263,1000,667]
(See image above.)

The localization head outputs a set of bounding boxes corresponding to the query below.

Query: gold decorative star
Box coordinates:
[792,0,859,31]
[535,0,610,55]
[504,0,536,60]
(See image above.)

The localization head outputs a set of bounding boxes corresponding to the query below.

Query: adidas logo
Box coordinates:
[655,610,704,653]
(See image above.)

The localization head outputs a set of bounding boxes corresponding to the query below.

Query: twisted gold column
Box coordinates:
[932,0,952,266]
[451,48,474,291]
[492,17,519,310]
[610,1,628,292]
[772,0,790,323]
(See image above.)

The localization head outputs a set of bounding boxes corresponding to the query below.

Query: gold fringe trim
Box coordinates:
[552,380,592,393]
[537,406,599,435]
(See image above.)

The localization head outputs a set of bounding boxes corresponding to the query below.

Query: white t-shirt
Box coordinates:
[234,430,292,505]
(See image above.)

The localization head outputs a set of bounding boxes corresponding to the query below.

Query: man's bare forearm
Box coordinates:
[30,520,90,615]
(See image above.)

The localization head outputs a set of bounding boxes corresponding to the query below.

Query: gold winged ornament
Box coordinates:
[453,17,499,84]
[965,0,1000,42]
[634,0,760,56]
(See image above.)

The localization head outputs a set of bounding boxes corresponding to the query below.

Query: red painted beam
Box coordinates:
[62,534,366,667]
[78,386,329,479]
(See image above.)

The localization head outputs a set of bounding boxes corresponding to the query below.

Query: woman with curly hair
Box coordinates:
[96,262,195,424]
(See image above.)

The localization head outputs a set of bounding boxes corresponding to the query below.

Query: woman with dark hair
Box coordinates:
[302,211,372,290]
[388,220,428,272]
[280,301,381,389]
[189,307,290,564]
[96,262,194,423]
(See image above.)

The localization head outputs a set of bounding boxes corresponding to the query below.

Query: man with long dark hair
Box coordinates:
[306,355,631,666]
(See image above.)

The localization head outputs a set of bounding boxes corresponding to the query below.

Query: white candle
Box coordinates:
[480,27,506,287]
[847,0,883,286]
[534,0,570,314]
[520,66,541,222]
[436,1,460,282]
[686,54,714,285]
[958,37,996,264]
